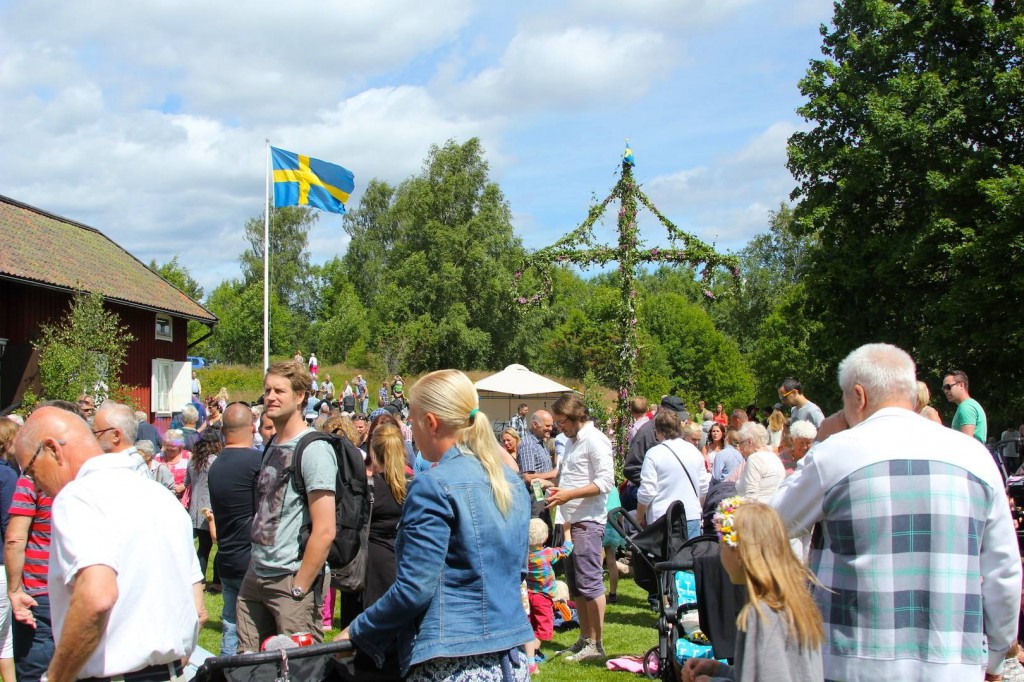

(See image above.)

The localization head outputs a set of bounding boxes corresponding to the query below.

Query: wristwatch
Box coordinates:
[291,586,306,600]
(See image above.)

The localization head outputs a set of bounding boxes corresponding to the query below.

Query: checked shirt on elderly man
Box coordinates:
[771,407,1020,682]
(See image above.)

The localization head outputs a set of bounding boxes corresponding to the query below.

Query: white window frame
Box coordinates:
[156,313,173,341]
[152,359,190,415]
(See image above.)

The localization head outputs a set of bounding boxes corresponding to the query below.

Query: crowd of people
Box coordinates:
[0,345,1020,682]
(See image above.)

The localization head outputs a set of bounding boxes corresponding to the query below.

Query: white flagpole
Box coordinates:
[263,139,271,373]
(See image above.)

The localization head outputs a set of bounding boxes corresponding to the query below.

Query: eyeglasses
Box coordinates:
[778,388,797,398]
[92,427,115,437]
[941,382,960,392]
[24,439,64,480]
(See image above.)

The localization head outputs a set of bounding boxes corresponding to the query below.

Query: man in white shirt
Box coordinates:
[92,401,149,477]
[13,407,204,682]
[546,394,614,663]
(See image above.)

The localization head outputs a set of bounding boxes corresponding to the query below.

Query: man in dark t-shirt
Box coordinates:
[208,404,262,655]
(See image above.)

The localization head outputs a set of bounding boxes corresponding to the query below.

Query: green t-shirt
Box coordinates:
[250,429,337,577]
[952,398,987,444]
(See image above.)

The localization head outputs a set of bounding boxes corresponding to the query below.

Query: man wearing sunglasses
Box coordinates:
[943,370,987,444]
[12,407,205,682]
[777,377,824,429]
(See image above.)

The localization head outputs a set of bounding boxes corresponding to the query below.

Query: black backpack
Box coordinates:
[283,431,372,592]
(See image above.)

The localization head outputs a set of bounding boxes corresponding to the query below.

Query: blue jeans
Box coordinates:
[687,519,702,539]
[220,577,243,655]
[12,593,53,682]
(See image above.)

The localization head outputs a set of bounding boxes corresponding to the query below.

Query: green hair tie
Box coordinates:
[469,408,480,422]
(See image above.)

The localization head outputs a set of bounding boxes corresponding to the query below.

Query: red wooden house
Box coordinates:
[0,194,217,421]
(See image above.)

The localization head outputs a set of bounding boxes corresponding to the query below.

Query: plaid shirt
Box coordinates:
[772,408,1020,681]
[526,541,573,596]
[516,433,553,474]
[509,415,529,441]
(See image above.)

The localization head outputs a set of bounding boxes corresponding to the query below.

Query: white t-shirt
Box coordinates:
[49,454,203,678]
[637,438,710,524]
[736,449,786,503]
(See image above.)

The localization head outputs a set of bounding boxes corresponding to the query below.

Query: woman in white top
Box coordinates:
[735,422,785,503]
[636,410,710,539]
[767,407,787,451]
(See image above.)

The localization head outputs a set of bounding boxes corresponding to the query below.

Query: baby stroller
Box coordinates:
[609,501,744,681]
[193,640,354,682]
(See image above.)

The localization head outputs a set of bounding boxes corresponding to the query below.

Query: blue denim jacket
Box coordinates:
[349,445,534,674]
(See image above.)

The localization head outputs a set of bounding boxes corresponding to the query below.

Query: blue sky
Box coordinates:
[0,0,834,294]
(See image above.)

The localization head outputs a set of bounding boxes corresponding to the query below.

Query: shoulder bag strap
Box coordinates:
[662,443,701,501]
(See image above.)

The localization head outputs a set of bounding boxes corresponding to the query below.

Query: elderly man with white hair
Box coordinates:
[734,422,785,503]
[771,343,1020,682]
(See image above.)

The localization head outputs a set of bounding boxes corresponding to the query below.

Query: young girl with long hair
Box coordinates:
[682,499,823,682]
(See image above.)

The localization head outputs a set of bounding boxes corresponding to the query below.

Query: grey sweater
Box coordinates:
[710,606,823,682]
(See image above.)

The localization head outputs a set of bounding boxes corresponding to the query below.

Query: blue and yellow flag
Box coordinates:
[623,141,635,167]
[271,147,354,215]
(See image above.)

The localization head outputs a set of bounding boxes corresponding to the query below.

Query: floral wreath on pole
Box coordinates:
[514,143,741,460]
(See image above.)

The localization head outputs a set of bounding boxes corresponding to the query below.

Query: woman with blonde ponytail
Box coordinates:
[338,369,534,681]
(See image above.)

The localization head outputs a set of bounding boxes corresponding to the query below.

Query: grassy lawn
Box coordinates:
[198,548,661,681]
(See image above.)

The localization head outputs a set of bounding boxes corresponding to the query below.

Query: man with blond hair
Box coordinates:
[772,344,1020,682]
[236,361,337,651]
[13,406,204,682]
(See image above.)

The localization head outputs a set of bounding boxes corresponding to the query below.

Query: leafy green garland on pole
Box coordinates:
[515,145,740,460]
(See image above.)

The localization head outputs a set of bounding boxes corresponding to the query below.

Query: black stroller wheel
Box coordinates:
[642,646,660,679]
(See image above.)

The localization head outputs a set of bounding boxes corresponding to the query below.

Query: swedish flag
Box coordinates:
[271,147,354,215]
[623,142,635,167]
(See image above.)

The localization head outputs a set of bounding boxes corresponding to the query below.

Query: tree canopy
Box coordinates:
[788,0,1024,419]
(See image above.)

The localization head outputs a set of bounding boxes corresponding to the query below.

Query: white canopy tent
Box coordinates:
[474,364,574,430]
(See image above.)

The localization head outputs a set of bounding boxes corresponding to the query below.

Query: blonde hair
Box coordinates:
[500,428,521,448]
[528,518,549,546]
[409,369,513,515]
[731,503,824,650]
[322,415,358,445]
[371,423,408,504]
[915,381,931,411]
[768,408,786,432]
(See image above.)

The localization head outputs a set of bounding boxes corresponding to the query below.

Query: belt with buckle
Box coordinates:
[80,661,183,682]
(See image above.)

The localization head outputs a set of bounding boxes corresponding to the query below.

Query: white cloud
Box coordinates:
[640,122,799,247]
[0,0,476,121]
[453,27,674,114]
[567,0,756,28]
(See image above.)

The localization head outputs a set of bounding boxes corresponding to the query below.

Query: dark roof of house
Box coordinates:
[0,194,217,323]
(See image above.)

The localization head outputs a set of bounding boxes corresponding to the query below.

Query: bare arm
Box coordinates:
[5,514,37,626]
[293,490,336,593]
[959,423,977,438]
[523,468,558,483]
[46,565,118,682]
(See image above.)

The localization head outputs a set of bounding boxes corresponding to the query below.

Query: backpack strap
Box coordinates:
[288,430,336,500]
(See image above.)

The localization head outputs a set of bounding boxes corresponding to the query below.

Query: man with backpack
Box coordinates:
[236,361,338,651]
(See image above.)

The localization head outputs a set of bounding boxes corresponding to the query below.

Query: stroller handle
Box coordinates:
[655,560,694,572]
[198,639,355,670]
[607,506,642,540]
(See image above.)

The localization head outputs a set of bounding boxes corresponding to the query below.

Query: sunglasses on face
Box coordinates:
[942,382,960,391]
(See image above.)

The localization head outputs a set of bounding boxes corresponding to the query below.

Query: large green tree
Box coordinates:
[343,138,526,372]
[240,205,319,316]
[712,205,825,407]
[204,279,297,365]
[788,0,1024,419]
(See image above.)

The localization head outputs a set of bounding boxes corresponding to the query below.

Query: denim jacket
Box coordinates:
[349,445,534,674]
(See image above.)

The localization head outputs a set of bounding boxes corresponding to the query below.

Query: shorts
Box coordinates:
[0,572,11,658]
[528,591,554,641]
[564,520,605,600]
